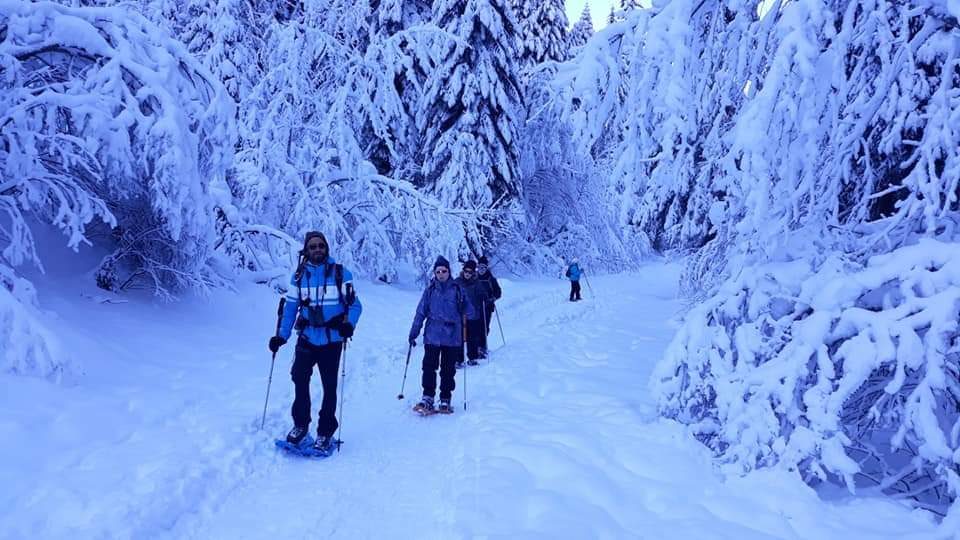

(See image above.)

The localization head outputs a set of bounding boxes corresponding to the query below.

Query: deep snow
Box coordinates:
[0,263,949,539]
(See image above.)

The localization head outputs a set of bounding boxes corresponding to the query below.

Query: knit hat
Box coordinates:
[464,260,477,271]
[478,256,489,265]
[301,231,328,255]
[433,255,450,271]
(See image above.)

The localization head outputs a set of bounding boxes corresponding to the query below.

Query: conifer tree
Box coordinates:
[418,0,525,243]
[568,3,594,50]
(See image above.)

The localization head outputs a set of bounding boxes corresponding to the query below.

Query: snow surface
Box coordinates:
[0,263,948,539]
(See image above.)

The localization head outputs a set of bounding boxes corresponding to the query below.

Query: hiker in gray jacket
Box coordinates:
[408,256,465,414]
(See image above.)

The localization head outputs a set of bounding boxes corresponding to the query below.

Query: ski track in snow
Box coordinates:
[1,263,950,539]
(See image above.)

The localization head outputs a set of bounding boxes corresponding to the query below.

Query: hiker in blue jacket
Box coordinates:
[566,258,582,302]
[408,256,465,414]
[268,231,362,453]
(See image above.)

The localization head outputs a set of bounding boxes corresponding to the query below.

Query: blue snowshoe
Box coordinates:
[275,427,341,458]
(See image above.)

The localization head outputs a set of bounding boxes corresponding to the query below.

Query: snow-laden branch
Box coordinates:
[1,0,234,377]
[655,238,960,513]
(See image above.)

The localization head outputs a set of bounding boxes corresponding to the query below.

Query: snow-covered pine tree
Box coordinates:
[619,0,640,13]
[202,0,263,104]
[567,3,594,50]
[510,0,535,66]
[513,0,569,65]
[363,0,434,177]
[630,0,761,261]
[137,0,190,37]
[232,1,475,282]
[418,0,525,251]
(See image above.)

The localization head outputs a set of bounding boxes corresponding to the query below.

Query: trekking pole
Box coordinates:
[583,271,595,297]
[336,340,347,452]
[495,308,505,347]
[397,344,413,399]
[463,315,468,411]
[261,297,286,430]
[481,302,489,361]
[335,289,356,452]
[261,352,277,431]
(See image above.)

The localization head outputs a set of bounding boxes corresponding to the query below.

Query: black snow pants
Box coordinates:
[421,344,459,401]
[290,338,342,437]
[569,281,581,301]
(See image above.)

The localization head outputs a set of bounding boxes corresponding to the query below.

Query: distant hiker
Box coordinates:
[456,260,492,366]
[566,258,582,302]
[408,256,465,415]
[476,255,501,357]
[268,231,362,454]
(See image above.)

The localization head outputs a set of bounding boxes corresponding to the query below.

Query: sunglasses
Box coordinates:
[463,269,475,275]
[435,268,449,274]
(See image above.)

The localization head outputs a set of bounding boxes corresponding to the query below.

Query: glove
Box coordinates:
[408,336,417,347]
[339,321,355,339]
[268,336,286,353]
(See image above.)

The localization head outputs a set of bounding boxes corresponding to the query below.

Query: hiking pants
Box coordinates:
[421,344,459,401]
[570,281,581,301]
[291,338,342,437]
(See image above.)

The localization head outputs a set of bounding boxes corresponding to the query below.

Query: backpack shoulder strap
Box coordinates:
[335,264,348,306]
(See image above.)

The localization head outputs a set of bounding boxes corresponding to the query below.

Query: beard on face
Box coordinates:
[309,248,327,264]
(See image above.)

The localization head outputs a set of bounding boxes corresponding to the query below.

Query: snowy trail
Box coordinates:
[1,263,946,539]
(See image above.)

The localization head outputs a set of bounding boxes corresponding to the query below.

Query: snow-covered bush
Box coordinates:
[1,0,234,375]
[638,0,960,517]
[655,238,960,513]
[0,266,67,381]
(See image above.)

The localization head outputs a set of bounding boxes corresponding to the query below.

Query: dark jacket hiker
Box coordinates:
[456,260,492,364]
[476,256,501,343]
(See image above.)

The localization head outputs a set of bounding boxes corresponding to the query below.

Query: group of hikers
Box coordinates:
[406,255,502,414]
[267,231,584,454]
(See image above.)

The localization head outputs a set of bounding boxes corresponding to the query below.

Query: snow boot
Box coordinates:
[314,435,335,455]
[413,395,435,415]
[286,425,309,446]
[437,399,454,414]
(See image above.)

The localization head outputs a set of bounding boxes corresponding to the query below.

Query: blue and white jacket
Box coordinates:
[278,257,362,346]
